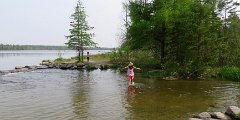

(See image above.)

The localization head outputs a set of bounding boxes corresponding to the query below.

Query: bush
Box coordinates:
[218,66,240,81]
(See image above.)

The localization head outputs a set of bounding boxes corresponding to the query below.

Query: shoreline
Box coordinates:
[0,61,114,76]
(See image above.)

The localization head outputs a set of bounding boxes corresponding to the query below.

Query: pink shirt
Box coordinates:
[127,68,134,76]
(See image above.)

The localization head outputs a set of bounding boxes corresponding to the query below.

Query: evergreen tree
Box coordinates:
[65,0,96,63]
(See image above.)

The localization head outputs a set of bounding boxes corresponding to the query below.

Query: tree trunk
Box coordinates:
[81,49,84,63]
[78,49,81,62]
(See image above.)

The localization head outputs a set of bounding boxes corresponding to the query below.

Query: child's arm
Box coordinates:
[134,66,141,70]
[122,66,128,69]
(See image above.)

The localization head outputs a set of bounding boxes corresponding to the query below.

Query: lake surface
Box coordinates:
[0,50,110,70]
[0,69,240,120]
[0,50,240,120]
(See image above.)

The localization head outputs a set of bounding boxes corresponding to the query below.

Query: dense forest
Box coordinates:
[115,0,240,79]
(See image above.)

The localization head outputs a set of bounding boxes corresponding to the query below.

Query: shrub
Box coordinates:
[218,66,240,81]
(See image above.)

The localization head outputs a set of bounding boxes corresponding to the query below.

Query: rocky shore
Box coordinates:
[0,61,114,76]
[189,106,240,120]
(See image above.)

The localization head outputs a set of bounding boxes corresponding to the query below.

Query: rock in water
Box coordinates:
[211,112,231,120]
[225,106,240,118]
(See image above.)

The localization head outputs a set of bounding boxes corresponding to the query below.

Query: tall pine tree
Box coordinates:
[66,0,96,63]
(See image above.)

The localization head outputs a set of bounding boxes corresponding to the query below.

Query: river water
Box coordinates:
[0,51,240,120]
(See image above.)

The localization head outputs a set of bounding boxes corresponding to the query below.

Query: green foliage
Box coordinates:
[120,0,240,78]
[218,66,240,81]
[110,49,159,68]
[109,49,133,64]
[202,67,220,78]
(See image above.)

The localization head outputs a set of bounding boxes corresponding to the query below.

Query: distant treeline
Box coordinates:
[0,44,114,50]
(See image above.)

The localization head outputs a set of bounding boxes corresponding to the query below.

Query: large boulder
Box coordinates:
[15,66,22,69]
[225,106,240,118]
[211,112,231,120]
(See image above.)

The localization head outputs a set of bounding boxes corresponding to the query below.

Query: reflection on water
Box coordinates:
[0,69,239,120]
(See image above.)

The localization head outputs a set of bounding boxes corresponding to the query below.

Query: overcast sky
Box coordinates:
[0,0,126,48]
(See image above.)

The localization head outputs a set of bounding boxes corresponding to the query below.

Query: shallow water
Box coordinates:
[0,69,239,120]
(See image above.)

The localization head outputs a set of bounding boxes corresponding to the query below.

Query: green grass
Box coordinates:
[90,53,111,62]
[54,57,77,63]
[218,66,240,81]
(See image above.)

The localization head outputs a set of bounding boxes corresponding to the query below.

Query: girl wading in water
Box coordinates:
[124,62,141,85]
